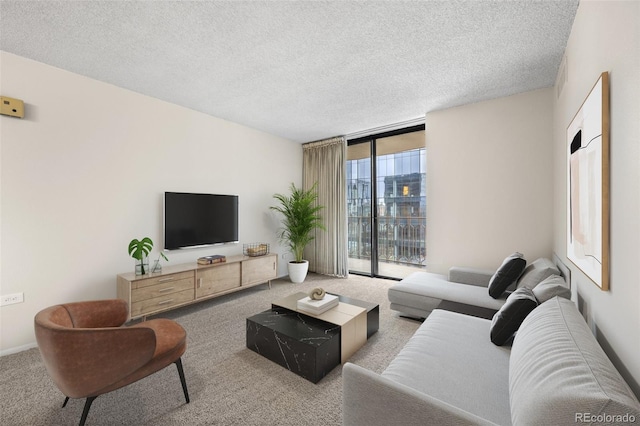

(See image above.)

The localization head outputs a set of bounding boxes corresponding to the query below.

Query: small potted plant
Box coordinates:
[151,251,169,273]
[270,182,325,283]
[128,237,153,275]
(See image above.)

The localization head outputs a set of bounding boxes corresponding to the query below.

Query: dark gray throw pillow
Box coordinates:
[488,252,527,299]
[490,287,538,346]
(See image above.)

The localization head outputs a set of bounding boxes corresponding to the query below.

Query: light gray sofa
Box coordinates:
[388,256,563,318]
[343,296,640,425]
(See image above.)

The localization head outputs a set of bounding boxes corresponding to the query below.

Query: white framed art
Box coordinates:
[567,72,610,290]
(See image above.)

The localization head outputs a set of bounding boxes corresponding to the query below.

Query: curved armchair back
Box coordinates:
[34,299,156,398]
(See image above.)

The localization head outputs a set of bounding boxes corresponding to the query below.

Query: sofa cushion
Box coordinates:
[490,288,538,346]
[388,272,507,316]
[516,257,560,289]
[510,297,640,425]
[448,267,494,287]
[488,253,526,298]
[532,274,571,303]
[382,309,513,425]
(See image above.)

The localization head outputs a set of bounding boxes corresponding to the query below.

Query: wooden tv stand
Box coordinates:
[117,253,277,321]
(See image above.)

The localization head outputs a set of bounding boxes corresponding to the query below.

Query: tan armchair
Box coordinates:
[34,299,189,425]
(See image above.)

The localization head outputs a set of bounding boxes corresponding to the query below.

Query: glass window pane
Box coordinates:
[349,130,426,279]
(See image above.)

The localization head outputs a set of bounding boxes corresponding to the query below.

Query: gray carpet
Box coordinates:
[0,273,420,425]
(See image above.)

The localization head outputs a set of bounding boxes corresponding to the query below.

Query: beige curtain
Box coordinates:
[302,136,348,277]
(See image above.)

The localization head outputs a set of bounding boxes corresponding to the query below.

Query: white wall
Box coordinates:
[552,0,640,396]
[425,88,554,274]
[0,52,301,353]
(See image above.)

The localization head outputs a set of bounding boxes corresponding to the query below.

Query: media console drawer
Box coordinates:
[132,271,195,301]
[132,270,194,289]
[131,288,195,318]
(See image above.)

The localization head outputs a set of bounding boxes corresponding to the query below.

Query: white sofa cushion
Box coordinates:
[383,309,513,425]
[516,257,560,289]
[531,274,571,303]
[509,297,640,425]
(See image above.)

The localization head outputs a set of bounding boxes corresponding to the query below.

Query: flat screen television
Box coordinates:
[164,192,239,250]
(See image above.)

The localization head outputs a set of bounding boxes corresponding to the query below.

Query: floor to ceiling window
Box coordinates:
[347,125,426,279]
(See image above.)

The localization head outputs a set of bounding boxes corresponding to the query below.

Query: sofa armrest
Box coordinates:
[448,267,494,287]
[343,363,498,426]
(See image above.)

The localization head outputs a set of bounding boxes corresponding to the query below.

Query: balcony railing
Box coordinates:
[348,215,426,267]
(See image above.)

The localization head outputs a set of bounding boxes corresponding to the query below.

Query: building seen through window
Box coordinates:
[347,144,426,277]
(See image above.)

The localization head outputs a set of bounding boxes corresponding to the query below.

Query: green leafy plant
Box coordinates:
[155,252,169,263]
[128,237,153,274]
[270,182,325,263]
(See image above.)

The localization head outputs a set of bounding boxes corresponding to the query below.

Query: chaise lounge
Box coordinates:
[388,254,566,319]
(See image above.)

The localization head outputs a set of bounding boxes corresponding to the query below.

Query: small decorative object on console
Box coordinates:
[197,255,226,265]
[151,252,169,273]
[243,243,270,257]
[297,293,338,315]
[309,287,326,300]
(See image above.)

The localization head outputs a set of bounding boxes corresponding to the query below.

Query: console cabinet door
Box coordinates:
[196,263,241,298]
[242,255,277,286]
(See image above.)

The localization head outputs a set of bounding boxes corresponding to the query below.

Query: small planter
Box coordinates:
[288,260,309,283]
[135,255,149,275]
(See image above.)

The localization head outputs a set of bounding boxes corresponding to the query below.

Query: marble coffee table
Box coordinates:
[246,292,379,383]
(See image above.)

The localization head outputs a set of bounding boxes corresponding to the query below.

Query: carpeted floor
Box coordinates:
[0,273,420,425]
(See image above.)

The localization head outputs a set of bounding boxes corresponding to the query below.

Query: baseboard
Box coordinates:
[0,342,37,357]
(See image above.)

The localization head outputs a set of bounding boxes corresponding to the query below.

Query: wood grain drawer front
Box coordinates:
[131,276,194,303]
[197,263,241,297]
[132,271,194,290]
[242,255,277,286]
[131,289,194,318]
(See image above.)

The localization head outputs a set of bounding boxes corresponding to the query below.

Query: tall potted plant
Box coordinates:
[271,182,325,283]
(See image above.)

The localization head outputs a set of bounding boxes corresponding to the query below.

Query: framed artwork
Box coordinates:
[567,72,609,290]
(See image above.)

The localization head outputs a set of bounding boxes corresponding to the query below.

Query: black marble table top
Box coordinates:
[247,306,340,345]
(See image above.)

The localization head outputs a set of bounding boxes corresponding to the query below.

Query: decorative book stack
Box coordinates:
[197,255,226,265]
[296,294,339,315]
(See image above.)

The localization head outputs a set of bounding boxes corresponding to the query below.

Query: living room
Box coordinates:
[1,1,639,425]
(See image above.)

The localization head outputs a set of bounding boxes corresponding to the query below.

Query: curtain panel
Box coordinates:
[302,136,348,277]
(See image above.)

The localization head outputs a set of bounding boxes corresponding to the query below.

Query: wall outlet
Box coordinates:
[1,292,24,306]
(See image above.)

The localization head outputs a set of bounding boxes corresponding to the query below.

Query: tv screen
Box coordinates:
[164,192,239,250]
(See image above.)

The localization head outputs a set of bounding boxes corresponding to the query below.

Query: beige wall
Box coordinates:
[425,88,554,274]
[0,52,301,353]
[552,0,640,396]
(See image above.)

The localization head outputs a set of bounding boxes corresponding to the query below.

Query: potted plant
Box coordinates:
[151,251,169,273]
[128,237,153,275]
[271,182,325,283]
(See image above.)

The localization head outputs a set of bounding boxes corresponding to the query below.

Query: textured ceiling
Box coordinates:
[0,1,578,142]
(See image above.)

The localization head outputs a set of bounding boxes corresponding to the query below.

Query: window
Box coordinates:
[347,125,426,279]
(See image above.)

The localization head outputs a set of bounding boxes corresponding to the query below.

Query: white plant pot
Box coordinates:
[288,260,309,284]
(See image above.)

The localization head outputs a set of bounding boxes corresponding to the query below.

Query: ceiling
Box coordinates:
[0,1,579,143]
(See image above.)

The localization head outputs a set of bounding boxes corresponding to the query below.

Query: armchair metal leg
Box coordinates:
[174,358,190,403]
[79,396,97,426]
[62,396,70,408]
